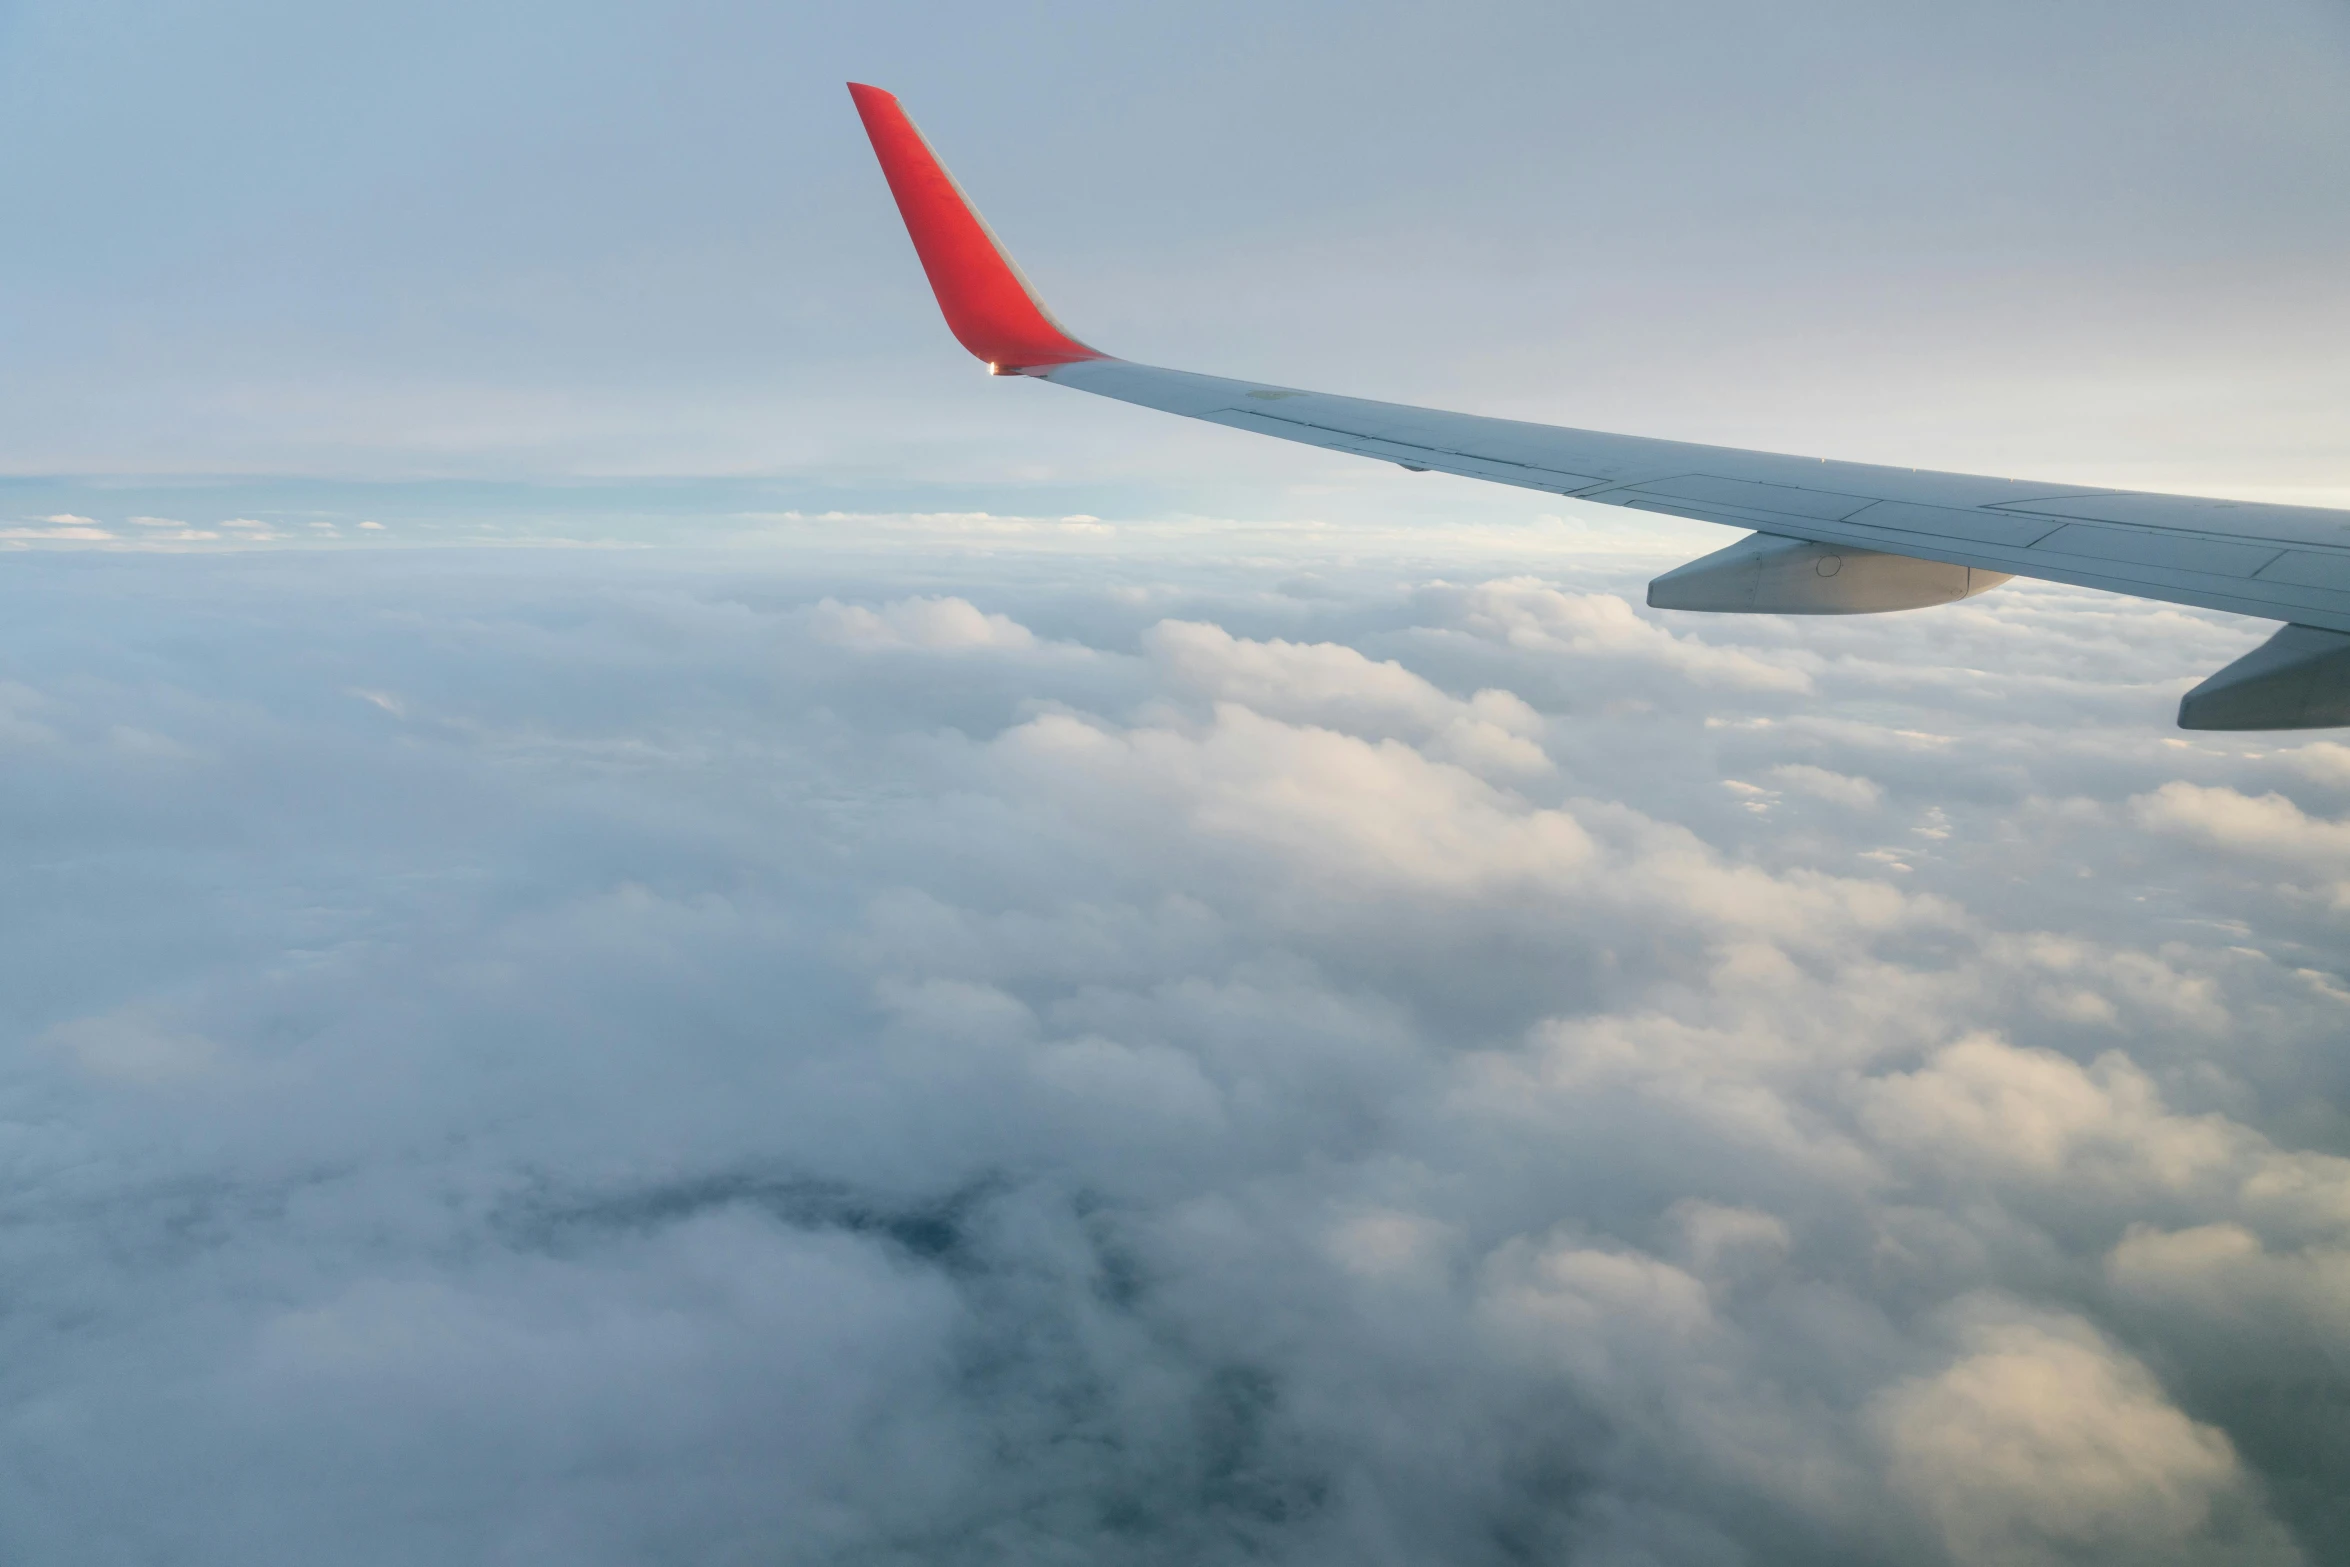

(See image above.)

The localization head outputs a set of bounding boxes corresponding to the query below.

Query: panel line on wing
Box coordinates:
[1985,491,2350,550]
[2025,524,2284,579]
[1624,474,1881,522]
[1843,501,2068,549]
[1210,409,1609,490]
[2254,552,2350,593]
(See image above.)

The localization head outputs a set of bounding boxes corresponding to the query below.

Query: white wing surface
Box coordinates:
[1043,360,2350,634]
[848,83,2350,729]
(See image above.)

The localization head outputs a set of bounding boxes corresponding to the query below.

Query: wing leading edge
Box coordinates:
[846,82,2350,730]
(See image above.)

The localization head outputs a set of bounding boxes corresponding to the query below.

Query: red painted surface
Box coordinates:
[847,83,1106,372]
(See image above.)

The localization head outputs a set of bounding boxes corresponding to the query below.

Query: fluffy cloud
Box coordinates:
[808,593,1042,651]
[1144,619,1551,778]
[1424,577,1816,694]
[2132,781,2350,863]
[1,515,113,541]
[0,545,2343,1564]
[1769,761,1884,808]
[1875,1304,2295,1567]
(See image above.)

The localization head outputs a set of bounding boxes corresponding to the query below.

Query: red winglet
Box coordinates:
[848,83,1106,374]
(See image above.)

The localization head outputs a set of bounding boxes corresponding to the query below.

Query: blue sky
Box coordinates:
[5,4,2350,1564]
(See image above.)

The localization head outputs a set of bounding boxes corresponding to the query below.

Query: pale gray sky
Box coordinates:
[3,0,2347,501]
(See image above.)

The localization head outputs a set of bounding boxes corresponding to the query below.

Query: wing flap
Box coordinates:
[1843,502,2066,549]
[1987,491,2350,548]
[2027,524,2283,578]
[2256,552,2350,593]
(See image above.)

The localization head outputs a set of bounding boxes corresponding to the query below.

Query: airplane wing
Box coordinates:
[847,82,2350,730]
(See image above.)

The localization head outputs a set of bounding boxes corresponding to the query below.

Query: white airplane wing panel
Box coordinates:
[1041,359,2350,635]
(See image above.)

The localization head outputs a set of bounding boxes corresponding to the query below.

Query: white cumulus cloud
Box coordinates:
[0,544,2341,1565]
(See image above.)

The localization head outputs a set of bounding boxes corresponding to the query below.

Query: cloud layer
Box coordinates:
[1,543,2346,1564]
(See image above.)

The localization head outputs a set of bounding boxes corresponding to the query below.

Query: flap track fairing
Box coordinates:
[2178,624,2350,730]
[1647,532,2011,615]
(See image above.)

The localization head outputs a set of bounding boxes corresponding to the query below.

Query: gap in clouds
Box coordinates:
[0,531,2345,1565]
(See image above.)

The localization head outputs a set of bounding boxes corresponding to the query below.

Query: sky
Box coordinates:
[4,0,2350,498]
[6,3,2350,1564]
